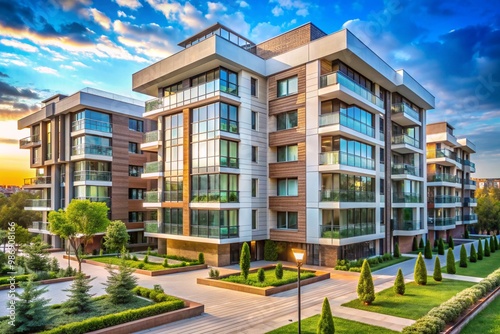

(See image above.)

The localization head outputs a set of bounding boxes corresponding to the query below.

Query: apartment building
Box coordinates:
[133,23,434,266]
[426,122,477,243]
[18,88,156,252]
[474,178,500,189]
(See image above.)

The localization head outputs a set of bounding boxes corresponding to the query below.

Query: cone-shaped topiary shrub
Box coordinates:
[494,235,499,251]
[357,259,375,305]
[412,236,418,251]
[393,268,405,295]
[438,238,445,255]
[424,240,433,259]
[394,243,401,258]
[433,238,438,248]
[198,252,205,264]
[485,237,491,257]
[448,235,454,250]
[240,242,251,279]
[275,262,283,279]
[446,248,456,274]
[414,253,427,285]
[419,238,424,249]
[490,236,495,253]
[257,268,265,283]
[464,228,470,239]
[459,244,468,268]
[469,244,477,263]
[433,256,442,282]
[478,239,484,260]
[317,297,335,334]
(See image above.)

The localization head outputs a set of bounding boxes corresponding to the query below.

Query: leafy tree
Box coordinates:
[103,254,138,304]
[0,191,42,229]
[11,277,52,333]
[490,236,496,253]
[413,253,427,285]
[418,237,424,249]
[317,297,335,334]
[257,268,265,283]
[49,257,60,272]
[433,256,442,282]
[264,240,278,261]
[48,199,110,272]
[275,262,283,280]
[437,238,445,255]
[394,243,400,258]
[477,239,484,260]
[448,235,454,250]
[240,242,250,280]
[393,268,405,295]
[459,244,468,268]
[6,224,31,254]
[477,194,500,234]
[357,259,375,305]
[0,229,7,253]
[22,238,50,272]
[446,248,456,274]
[424,240,432,259]
[469,244,477,263]
[103,220,129,253]
[63,272,95,314]
[412,236,418,251]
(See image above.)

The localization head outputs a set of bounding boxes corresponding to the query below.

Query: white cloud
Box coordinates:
[271,6,283,16]
[238,1,249,8]
[72,61,89,67]
[0,39,38,53]
[269,0,310,17]
[41,46,67,61]
[34,66,59,75]
[146,0,204,30]
[114,0,142,10]
[82,79,98,86]
[96,35,149,63]
[60,64,76,70]
[250,22,282,43]
[117,10,136,19]
[89,8,112,30]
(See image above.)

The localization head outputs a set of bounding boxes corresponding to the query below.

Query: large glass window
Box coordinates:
[72,135,111,156]
[277,77,298,97]
[277,178,298,196]
[164,113,183,176]
[277,212,298,229]
[320,136,374,170]
[129,188,145,200]
[129,211,145,222]
[191,174,238,202]
[190,209,239,239]
[45,122,52,160]
[277,111,298,130]
[164,208,183,235]
[128,119,144,132]
[277,145,298,162]
[129,165,143,177]
[192,102,238,138]
[128,142,140,154]
[220,139,238,168]
[72,109,111,133]
[74,185,110,207]
[74,161,111,181]
[320,173,375,202]
[165,176,183,202]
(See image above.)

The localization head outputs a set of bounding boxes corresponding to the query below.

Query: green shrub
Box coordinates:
[132,255,138,261]
[424,240,432,259]
[469,244,477,263]
[490,236,496,253]
[153,284,164,293]
[348,267,361,272]
[257,268,265,283]
[477,239,484,260]
[433,256,442,282]
[275,262,283,279]
[485,238,491,256]
[412,236,418,251]
[0,274,31,285]
[357,259,375,305]
[198,252,205,264]
[143,255,149,264]
[459,244,467,268]
[208,268,220,279]
[394,243,401,258]
[494,235,499,251]
[317,297,334,334]
[146,246,151,256]
[414,253,427,285]
[464,228,469,239]
[162,258,169,268]
[448,235,454,250]
[419,238,424,249]
[446,248,456,274]
[264,240,278,261]
[137,263,145,269]
[240,242,250,280]
[437,238,445,255]
[393,268,405,295]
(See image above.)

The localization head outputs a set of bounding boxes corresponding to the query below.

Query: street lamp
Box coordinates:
[292,248,306,334]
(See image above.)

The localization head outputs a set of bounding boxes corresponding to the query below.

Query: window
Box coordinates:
[252,178,258,197]
[220,103,238,133]
[251,111,258,130]
[128,142,140,154]
[277,178,298,196]
[72,135,111,156]
[191,174,239,203]
[252,209,257,229]
[190,209,239,239]
[277,110,298,130]
[129,165,143,177]
[251,77,257,96]
[72,109,111,133]
[129,211,145,222]
[277,145,298,162]
[128,119,144,132]
[277,211,298,229]
[164,208,183,235]
[251,146,258,162]
[277,76,298,97]
[220,139,238,168]
[129,188,145,200]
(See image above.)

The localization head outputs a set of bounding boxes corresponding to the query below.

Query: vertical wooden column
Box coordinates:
[384,91,393,254]
[182,108,191,236]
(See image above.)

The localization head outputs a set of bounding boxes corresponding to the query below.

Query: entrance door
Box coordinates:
[230,243,240,264]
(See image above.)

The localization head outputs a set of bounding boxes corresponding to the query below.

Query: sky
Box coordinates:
[0,0,499,185]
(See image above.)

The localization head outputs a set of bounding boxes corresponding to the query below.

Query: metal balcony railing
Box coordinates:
[20,133,41,146]
[392,134,420,149]
[24,176,51,186]
[392,192,422,203]
[393,220,422,231]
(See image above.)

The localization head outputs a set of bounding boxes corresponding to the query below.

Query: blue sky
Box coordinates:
[0,0,499,181]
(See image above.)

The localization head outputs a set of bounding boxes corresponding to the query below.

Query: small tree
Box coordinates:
[394,243,401,258]
[418,237,424,249]
[257,268,265,283]
[485,237,491,257]
[198,252,205,264]
[459,244,468,268]
[448,235,454,250]
[240,242,250,280]
[49,257,60,272]
[103,220,129,253]
[12,277,52,333]
[103,254,138,304]
[446,248,456,274]
[478,239,484,260]
[424,240,432,259]
[469,244,477,263]
[317,297,335,334]
[437,238,445,255]
[433,256,442,282]
[22,238,50,272]
[275,262,283,280]
[393,268,405,295]
[63,272,95,314]
[412,236,418,251]
[464,228,470,239]
[414,253,427,285]
[357,259,375,305]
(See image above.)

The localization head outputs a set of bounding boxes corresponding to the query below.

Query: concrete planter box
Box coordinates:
[197,265,330,296]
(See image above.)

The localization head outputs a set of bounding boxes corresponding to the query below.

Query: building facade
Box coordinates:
[426,122,477,243]
[19,88,156,252]
[133,23,434,266]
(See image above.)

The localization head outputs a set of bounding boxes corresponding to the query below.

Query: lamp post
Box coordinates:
[292,248,306,334]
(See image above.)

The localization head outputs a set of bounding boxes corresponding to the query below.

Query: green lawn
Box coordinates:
[267,314,398,334]
[443,249,500,278]
[342,278,475,320]
[89,256,167,270]
[221,268,315,288]
[460,293,500,334]
[371,256,412,272]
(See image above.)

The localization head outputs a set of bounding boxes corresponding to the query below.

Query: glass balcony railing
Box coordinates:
[191,191,239,203]
[72,119,112,133]
[391,103,420,121]
[145,79,238,113]
[143,130,159,143]
[391,134,420,149]
[392,192,422,203]
[320,189,375,202]
[144,191,162,203]
[427,149,462,163]
[72,144,112,156]
[320,223,376,239]
[319,71,384,108]
[391,163,420,177]
[319,112,375,137]
[319,151,375,170]
[463,214,478,221]
[30,221,50,230]
[463,160,476,168]
[427,173,459,183]
[429,217,456,226]
[190,225,239,239]
[145,221,183,235]
[431,195,461,204]
[143,161,162,173]
[464,179,477,186]
[25,199,51,207]
[393,220,422,231]
[464,197,477,204]
[24,176,51,186]
[20,134,41,146]
[144,221,159,233]
[73,170,111,182]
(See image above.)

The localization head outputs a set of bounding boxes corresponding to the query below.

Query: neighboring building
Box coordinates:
[426,122,477,242]
[474,178,500,189]
[133,23,434,266]
[18,88,156,252]
[0,185,22,197]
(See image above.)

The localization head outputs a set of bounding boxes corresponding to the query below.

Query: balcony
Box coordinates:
[319,151,375,171]
[71,119,112,134]
[319,112,375,138]
[463,159,476,173]
[427,173,459,185]
[29,221,50,231]
[320,189,375,202]
[319,71,384,110]
[393,192,422,204]
[428,217,456,230]
[391,103,421,126]
[393,220,423,231]
[427,149,462,167]
[72,144,112,157]
[145,79,239,116]
[190,225,239,239]
[191,191,239,203]
[24,199,51,211]
[464,179,477,190]
[24,176,51,188]
[144,191,162,203]
[391,163,420,177]
[320,223,376,239]
[141,130,161,152]
[74,196,110,207]
[463,214,478,223]
[144,221,183,235]
[74,170,112,182]
[391,134,421,154]
[142,161,163,179]
[20,133,41,148]
[463,197,477,206]
[431,195,461,204]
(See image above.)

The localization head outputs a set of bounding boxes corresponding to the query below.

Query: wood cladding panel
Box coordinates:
[269,129,305,147]
[182,108,191,236]
[269,161,305,179]
[112,115,132,222]
[320,59,333,75]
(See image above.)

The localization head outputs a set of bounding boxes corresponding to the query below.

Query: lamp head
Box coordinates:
[291,248,306,265]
